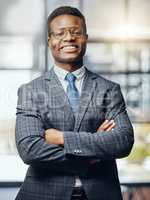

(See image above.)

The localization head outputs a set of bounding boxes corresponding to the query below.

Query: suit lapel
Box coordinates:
[43,68,98,131]
[74,69,98,131]
[43,68,75,120]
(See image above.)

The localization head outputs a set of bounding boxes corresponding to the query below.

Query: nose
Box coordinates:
[63,30,75,41]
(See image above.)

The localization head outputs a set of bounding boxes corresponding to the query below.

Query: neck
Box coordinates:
[55,60,83,72]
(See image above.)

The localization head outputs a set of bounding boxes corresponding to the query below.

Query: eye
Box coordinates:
[54,31,65,38]
[72,30,83,36]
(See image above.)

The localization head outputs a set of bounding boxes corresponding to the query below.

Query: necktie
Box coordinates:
[65,73,82,186]
[65,73,79,112]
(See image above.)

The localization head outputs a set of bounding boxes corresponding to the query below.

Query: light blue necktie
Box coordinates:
[65,73,79,112]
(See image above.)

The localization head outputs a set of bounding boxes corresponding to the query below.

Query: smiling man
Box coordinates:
[47,10,88,73]
[15,6,134,200]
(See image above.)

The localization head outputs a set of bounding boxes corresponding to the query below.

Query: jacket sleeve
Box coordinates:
[63,84,134,160]
[15,84,67,165]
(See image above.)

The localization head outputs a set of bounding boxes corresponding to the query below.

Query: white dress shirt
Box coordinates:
[53,65,86,96]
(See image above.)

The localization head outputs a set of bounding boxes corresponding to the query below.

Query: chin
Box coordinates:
[59,56,81,63]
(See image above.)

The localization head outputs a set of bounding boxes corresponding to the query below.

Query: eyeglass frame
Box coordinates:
[49,28,87,40]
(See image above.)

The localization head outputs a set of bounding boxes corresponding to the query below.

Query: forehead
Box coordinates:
[50,14,83,30]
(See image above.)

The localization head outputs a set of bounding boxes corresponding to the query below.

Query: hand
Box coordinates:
[97,120,115,132]
[44,128,64,145]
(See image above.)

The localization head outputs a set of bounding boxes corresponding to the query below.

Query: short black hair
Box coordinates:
[47,6,87,36]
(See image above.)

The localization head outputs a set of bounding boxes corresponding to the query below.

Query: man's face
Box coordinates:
[48,14,88,66]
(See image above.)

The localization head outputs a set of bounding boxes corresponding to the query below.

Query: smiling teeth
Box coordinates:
[63,46,77,49]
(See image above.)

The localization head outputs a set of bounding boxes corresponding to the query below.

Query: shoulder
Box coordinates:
[86,69,120,90]
[18,71,51,93]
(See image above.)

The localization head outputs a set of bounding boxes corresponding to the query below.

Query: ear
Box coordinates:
[47,36,51,48]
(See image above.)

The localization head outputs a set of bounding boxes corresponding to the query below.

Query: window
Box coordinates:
[0,0,45,181]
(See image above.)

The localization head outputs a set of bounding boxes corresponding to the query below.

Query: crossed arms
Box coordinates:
[15,83,134,165]
[44,120,116,145]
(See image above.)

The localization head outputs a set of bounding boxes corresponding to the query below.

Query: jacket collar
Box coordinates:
[43,67,98,81]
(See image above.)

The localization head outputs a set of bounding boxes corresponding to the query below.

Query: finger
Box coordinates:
[102,120,114,130]
[97,120,114,131]
[99,120,109,129]
[105,122,115,131]
[97,120,108,131]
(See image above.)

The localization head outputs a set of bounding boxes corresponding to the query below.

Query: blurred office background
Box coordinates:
[0,0,150,199]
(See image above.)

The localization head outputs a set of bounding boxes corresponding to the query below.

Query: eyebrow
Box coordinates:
[55,25,81,30]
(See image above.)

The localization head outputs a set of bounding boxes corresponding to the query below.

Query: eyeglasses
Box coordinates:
[49,28,86,40]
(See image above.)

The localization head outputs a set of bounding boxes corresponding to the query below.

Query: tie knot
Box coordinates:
[65,73,76,83]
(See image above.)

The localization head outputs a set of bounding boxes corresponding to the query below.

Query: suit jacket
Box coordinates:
[15,68,134,200]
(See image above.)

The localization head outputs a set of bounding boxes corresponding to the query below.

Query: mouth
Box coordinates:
[60,44,79,52]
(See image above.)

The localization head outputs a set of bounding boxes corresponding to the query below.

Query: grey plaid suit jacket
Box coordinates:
[15,68,134,200]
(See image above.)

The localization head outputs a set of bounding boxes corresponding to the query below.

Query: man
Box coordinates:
[15,6,134,200]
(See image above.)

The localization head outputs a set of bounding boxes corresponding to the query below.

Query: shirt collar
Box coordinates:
[72,66,86,80]
[53,65,68,80]
[53,65,86,80]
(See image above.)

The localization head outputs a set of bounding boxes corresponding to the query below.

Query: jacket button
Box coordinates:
[74,149,77,154]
